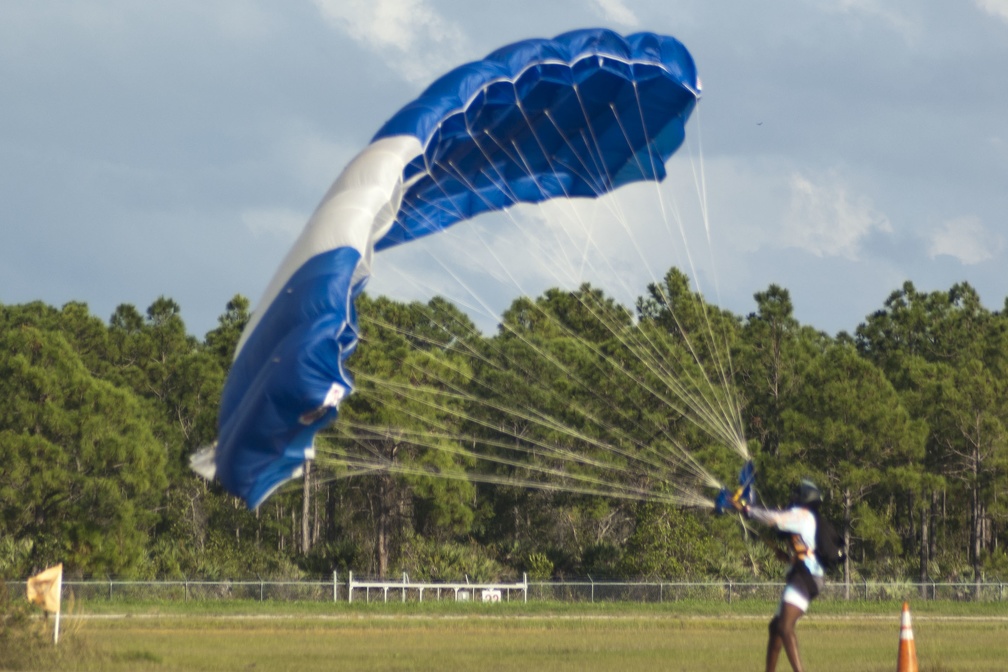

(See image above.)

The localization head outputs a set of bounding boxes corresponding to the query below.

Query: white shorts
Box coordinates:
[775,565,824,615]
[779,584,811,613]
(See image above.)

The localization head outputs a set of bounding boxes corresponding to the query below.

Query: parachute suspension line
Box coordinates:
[339,420,649,475]
[359,312,495,371]
[506,84,645,285]
[353,277,720,491]
[565,92,745,461]
[323,443,711,508]
[340,394,665,485]
[540,103,737,447]
[679,104,748,457]
[618,85,746,458]
[564,87,744,455]
[419,127,728,486]
[451,100,637,309]
[397,136,576,313]
[464,86,662,311]
[616,83,738,435]
[462,122,587,280]
[207,30,736,510]
[344,280,685,483]
[333,406,714,508]
[453,99,600,286]
[406,117,530,243]
[349,374,701,490]
[414,88,736,481]
[538,112,646,289]
[396,284,721,493]
[341,62,734,503]
[363,154,727,491]
[395,254,718,488]
[327,386,715,506]
[689,103,712,245]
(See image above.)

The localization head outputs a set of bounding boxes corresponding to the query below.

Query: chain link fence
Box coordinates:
[7,579,338,603]
[526,579,1008,603]
[5,576,1006,604]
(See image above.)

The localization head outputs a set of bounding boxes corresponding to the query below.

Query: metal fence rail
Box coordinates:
[4,577,1006,604]
[346,571,528,603]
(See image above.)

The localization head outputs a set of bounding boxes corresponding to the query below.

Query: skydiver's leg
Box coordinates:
[765,614,784,672]
[767,580,811,672]
[776,602,806,672]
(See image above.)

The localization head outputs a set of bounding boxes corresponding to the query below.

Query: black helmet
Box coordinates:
[793,479,821,507]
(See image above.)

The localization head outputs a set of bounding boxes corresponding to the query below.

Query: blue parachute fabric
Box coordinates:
[714,488,734,515]
[714,460,757,515]
[738,459,756,504]
[373,28,699,250]
[215,247,364,508]
[208,28,700,508]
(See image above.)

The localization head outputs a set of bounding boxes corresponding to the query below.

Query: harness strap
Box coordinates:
[791,534,810,561]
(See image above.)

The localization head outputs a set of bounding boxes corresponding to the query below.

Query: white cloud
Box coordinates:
[782,173,891,260]
[813,0,921,42]
[927,216,1003,264]
[311,0,470,83]
[591,0,639,28]
[976,0,1008,23]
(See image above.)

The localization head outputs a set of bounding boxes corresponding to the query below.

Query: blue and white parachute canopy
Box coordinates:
[192,28,701,508]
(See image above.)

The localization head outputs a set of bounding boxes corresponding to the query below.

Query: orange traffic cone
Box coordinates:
[897,601,918,672]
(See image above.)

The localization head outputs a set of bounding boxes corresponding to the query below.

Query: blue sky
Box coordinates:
[3,1,1006,338]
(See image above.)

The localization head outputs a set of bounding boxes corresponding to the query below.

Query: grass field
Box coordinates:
[19,600,1008,671]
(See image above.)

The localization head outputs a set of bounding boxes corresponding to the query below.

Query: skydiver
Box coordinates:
[735,479,824,672]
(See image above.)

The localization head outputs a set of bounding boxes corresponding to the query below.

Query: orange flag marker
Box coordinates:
[26,563,63,644]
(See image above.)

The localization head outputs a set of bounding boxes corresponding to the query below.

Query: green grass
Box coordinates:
[32,600,1008,671]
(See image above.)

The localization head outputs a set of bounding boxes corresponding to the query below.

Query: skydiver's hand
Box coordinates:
[730,497,749,517]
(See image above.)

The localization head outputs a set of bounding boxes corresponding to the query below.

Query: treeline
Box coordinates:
[1,269,1005,583]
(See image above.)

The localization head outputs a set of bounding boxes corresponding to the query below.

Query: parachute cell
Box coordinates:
[194,28,701,508]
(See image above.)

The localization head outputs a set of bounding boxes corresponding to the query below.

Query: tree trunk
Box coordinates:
[929,491,939,564]
[300,461,312,555]
[313,479,321,545]
[919,492,929,597]
[377,475,390,578]
[972,447,982,586]
[843,488,852,600]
